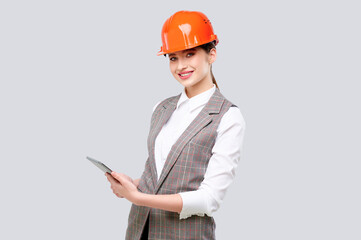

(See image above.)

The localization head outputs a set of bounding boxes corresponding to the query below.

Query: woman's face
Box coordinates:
[168,47,216,89]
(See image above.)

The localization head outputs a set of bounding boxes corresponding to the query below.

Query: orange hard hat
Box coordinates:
[157,10,219,56]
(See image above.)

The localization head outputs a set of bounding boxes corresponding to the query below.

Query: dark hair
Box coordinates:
[164,40,219,90]
[197,40,219,90]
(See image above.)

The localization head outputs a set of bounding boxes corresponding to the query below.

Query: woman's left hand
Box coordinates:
[105,172,139,202]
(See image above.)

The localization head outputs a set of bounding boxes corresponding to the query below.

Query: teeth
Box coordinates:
[180,72,192,77]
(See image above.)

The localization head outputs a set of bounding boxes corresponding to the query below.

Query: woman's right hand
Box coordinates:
[105,173,141,198]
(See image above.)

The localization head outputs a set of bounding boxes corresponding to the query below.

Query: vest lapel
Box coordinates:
[154,87,225,193]
[148,94,180,189]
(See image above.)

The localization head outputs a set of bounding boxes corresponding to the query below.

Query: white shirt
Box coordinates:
[152,84,246,219]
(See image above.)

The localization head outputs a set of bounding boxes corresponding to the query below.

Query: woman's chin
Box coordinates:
[180,82,194,88]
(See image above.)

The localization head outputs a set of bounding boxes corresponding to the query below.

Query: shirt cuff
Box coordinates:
[178,190,211,220]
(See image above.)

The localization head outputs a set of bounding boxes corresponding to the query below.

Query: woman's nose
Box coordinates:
[177,58,188,71]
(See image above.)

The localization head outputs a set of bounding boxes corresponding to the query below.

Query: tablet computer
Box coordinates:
[87,156,113,174]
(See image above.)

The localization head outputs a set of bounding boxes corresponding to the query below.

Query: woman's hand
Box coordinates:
[105,172,182,213]
[133,178,141,187]
[105,172,139,202]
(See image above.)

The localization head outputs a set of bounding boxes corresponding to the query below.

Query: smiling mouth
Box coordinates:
[178,71,194,79]
[179,72,193,77]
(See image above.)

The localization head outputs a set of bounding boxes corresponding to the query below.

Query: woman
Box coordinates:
[105,10,246,239]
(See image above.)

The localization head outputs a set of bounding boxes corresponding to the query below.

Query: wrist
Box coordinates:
[130,191,144,206]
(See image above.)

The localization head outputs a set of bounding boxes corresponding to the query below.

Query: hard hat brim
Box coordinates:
[157,36,219,56]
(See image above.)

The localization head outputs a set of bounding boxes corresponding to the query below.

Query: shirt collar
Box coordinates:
[176,84,216,112]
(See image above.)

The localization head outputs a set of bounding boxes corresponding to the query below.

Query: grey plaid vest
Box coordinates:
[126,87,237,240]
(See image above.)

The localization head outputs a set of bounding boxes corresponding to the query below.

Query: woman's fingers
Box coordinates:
[105,173,125,198]
[121,173,134,182]
[105,172,138,200]
[111,172,134,185]
[112,187,124,198]
[106,172,121,185]
[110,171,122,184]
[111,172,129,185]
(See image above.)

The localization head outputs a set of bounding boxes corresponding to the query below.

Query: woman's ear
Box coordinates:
[209,48,217,64]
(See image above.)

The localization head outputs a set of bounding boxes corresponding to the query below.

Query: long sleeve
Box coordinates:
[178,106,246,219]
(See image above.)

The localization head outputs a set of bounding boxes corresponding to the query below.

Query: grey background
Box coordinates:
[0,0,360,239]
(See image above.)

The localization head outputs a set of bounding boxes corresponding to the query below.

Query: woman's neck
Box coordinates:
[185,77,214,99]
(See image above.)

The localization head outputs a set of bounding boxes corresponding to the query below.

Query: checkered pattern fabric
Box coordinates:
[126,88,237,240]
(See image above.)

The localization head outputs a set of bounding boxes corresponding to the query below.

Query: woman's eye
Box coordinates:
[187,53,194,57]
[169,57,177,61]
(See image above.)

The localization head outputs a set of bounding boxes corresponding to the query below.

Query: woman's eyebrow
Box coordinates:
[169,49,195,57]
